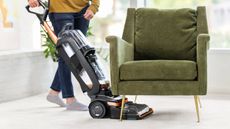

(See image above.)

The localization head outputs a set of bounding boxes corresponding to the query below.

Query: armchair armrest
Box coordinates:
[196,34,210,95]
[106,36,134,95]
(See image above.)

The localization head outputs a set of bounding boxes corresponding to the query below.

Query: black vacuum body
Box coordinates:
[56,24,153,120]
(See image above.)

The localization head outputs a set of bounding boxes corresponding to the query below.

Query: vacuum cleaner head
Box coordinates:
[110,102,154,120]
[89,96,153,120]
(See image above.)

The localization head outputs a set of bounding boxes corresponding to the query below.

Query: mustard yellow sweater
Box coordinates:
[49,0,99,14]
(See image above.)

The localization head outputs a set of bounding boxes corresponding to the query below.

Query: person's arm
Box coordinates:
[88,0,99,14]
[28,0,39,8]
[84,0,100,20]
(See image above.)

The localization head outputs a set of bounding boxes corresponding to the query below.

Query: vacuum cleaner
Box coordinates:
[26,1,153,120]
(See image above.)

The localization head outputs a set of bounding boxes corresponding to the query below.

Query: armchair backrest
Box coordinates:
[122,7,208,61]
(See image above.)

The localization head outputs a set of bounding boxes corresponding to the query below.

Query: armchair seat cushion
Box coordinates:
[120,60,197,81]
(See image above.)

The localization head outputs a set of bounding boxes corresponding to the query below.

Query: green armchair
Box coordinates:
[106,7,210,122]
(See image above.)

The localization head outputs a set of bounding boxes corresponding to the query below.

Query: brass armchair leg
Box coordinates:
[134,95,138,103]
[194,95,200,122]
[120,95,126,121]
[197,96,202,108]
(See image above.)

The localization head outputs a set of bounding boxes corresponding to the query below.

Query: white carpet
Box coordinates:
[0,93,230,129]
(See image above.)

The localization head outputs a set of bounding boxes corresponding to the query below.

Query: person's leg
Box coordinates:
[47,12,88,110]
[59,6,91,111]
[50,69,61,94]
[50,13,88,110]
[48,13,80,107]
[50,13,75,99]
[49,13,61,93]
[58,58,75,99]
[46,13,65,107]
[46,13,66,107]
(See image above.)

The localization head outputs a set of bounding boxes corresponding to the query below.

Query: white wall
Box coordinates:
[208,49,230,94]
[18,0,41,50]
[0,0,41,51]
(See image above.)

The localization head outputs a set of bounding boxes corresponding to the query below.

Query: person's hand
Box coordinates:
[84,9,94,20]
[28,0,39,8]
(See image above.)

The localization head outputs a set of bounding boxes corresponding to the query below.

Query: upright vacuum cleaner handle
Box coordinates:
[25,1,49,24]
[25,0,58,44]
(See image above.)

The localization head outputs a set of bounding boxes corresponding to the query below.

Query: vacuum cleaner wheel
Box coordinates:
[89,101,107,118]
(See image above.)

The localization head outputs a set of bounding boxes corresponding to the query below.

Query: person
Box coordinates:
[28,0,99,111]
